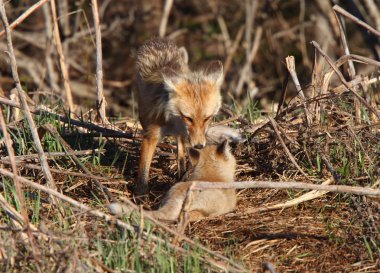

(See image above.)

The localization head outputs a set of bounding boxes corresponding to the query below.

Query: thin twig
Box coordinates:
[285,56,312,125]
[192,180,380,196]
[0,96,132,138]
[1,161,125,183]
[299,0,311,68]
[50,0,74,112]
[159,0,174,37]
[235,26,263,96]
[209,0,231,51]
[333,10,356,79]
[268,117,309,178]
[363,0,380,31]
[0,0,49,37]
[1,149,104,163]
[43,4,60,92]
[222,26,244,85]
[91,0,109,125]
[333,6,361,123]
[333,5,380,38]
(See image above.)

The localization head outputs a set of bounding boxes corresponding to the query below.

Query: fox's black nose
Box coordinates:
[194,144,205,149]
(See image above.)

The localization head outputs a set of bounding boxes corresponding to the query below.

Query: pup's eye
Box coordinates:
[182,115,193,123]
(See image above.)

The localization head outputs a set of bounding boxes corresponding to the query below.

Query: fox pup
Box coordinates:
[135,38,224,195]
[109,140,237,222]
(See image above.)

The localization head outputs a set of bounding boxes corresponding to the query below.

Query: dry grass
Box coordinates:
[0,1,379,272]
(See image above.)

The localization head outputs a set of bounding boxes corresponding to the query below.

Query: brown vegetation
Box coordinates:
[0,0,379,272]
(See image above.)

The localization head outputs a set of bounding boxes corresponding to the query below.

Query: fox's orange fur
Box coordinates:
[135,38,224,195]
[109,141,237,222]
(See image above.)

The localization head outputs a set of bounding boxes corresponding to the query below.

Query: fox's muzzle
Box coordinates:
[193,144,205,149]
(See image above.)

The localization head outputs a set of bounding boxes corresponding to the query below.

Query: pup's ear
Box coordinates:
[216,139,230,160]
[189,148,200,166]
[205,60,223,87]
[178,47,189,64]
[162,67,181,91]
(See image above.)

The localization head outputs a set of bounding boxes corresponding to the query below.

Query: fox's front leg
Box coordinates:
[177,136,186,179]
[136,126,161,196]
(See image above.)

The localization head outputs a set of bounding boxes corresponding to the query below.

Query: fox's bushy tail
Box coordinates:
[136,38,188,84]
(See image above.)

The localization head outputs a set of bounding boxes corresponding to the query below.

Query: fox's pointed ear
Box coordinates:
[216,140,229,160]
[162,67,180,91]
[189,148,200,165]
[179,47,189,64]
[205,60,223,87]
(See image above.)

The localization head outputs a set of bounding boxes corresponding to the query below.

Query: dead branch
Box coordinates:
[285,56,312,125]
[235,26,262,96]
[363,0,380,31]
[1,149,104,163]
[333,5,380,38]
[1,161,125,183]
[333,6,361,123]
[42,4,59,92]
[159,0,174,37]
[0,96,132,138]
[223,26,244,85]
[193,180,380,197]
[91,0,109,125]
[49,0,74,111]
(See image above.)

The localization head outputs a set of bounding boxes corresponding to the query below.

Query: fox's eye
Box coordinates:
[182,115,193,123]
[204,116,212,123]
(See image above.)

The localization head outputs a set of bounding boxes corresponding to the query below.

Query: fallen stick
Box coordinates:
[1,149,105,162]
[192,180,380,197]
[0,96,132,138]
[1,162,124,182]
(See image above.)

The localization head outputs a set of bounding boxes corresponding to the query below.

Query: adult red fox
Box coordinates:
[135,38,224,195]
[109,140,237,222]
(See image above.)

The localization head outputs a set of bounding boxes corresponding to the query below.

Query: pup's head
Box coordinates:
[188,140,236,182]
[163,61,223,149]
